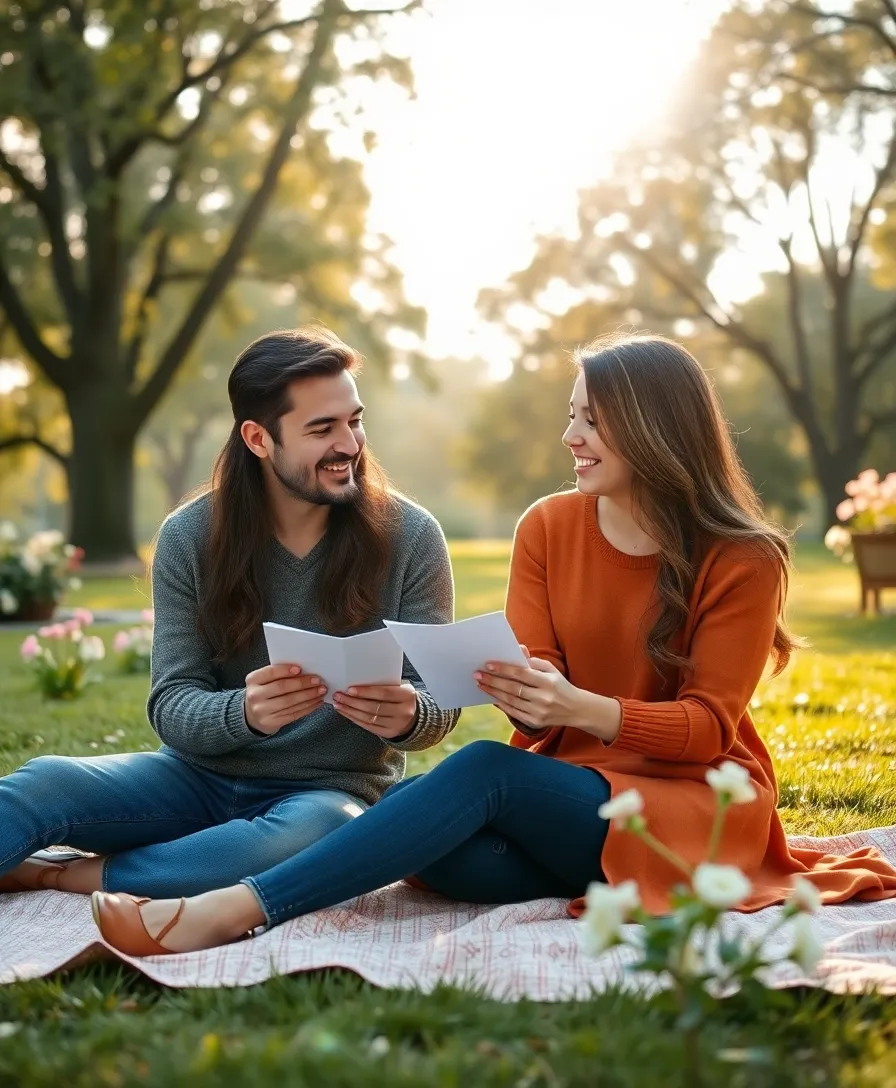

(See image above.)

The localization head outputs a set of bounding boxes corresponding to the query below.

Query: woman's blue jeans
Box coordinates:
[0,749,366,897]
[246,739,611,926]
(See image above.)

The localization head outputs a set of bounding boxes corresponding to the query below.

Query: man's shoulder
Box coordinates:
[156,492,212,558]
[391,491,445,548]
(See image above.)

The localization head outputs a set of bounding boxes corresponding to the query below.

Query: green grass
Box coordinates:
[0,543,894,1087]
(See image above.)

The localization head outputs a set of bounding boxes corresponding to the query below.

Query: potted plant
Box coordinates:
[0,523,85,623]
[824,469,896,614]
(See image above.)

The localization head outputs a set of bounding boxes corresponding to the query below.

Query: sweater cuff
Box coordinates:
[386,690,459,753]
[225,689,264,748]
[610,698,689,760]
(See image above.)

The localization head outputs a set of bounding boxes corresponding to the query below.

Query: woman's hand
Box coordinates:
[333,681,419,740]
[475,648,622,741]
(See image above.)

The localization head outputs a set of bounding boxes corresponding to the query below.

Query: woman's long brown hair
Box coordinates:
[197,326,398,662]
[576,333,800,677]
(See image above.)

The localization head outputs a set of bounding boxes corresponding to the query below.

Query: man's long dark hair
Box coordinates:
[198,326,398,662]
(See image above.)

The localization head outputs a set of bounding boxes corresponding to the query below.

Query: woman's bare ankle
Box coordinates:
[57,857,105,894]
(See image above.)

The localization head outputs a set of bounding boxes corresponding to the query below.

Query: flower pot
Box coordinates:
[6,599,57,623]
[850,531,896,615]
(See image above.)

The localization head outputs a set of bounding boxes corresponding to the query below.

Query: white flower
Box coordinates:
[28,529,64,555]
[677,929,704,977]
[69,577,82,591]
[580,880,640,956]
[78,635,106,662]
[692,863,752,910]
[789,876,821,914]
[824,525,851,555]
[705,761,757,805]
[0,589,17,614]
[598,789,645,827]
[790,913,824,974]
[20,550,42,576]
[0,521,17,542]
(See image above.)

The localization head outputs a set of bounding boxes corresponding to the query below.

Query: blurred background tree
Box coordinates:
[475,0,896,532]
[0,0,423,562]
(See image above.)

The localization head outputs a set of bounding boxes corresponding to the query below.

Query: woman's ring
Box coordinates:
[372,702,382,724]
[517,684,524,699]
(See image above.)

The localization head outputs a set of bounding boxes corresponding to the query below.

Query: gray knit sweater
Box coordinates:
[147,493,459,806]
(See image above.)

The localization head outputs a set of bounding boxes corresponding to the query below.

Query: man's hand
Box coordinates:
[244,664,326,735]
[333,681,418,740]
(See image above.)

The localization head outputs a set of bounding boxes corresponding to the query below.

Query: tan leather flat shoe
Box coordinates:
[91,892,185,957]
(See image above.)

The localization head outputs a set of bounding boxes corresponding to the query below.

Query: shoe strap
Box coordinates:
[156,899,186,944]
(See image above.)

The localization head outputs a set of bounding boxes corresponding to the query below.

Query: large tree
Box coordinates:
[479,0,896,527]
[0,0,421,561]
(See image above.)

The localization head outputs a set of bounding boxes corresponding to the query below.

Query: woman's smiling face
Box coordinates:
[562,372,634,499]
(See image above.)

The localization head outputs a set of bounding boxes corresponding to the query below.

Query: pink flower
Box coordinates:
[858,469,879,486]
[113,631,131,654]
[37,626,54,638]
[836,499,855,522]
[845,479,861,497]
[20,635,41,662]
[64,618,82,635]
[141,609,155,625]
[38,624,67,640]
[73,608,94,627]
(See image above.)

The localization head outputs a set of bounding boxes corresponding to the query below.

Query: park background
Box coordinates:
[1,1,895,1086]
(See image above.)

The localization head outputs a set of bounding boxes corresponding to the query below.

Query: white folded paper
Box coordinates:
[262,623,404,705]
[384,611,527,710]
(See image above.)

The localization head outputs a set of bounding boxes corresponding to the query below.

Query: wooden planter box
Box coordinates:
[852,531,896,615]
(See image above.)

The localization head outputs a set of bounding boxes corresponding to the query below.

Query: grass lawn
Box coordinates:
[0,542,894,1086]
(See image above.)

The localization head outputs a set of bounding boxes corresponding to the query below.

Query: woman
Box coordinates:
[92,334,896,955]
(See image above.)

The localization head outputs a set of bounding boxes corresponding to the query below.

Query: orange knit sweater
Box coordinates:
[505,491,896,915]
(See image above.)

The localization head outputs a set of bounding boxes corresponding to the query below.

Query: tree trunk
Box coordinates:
[815,451,861,533]
[66,389,139,563]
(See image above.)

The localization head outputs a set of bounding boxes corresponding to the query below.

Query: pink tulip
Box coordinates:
[113,631,131,653]
[141,609,155,625]
[37,626,53,638]
[836,499,855,522]
[64,618,82,635]
[73,608,94,626]
[20,635,41,662]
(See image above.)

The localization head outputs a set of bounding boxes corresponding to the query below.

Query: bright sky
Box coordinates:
[355,0,725,367]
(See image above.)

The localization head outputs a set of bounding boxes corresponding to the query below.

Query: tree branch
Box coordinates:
[863,405,896,438]
[0,254,67,386]
[790,2,896,56]
[847,123,896,273]
[125,233,172,383]
[0,432,68,468]
[132,0,345,425]
[0,143,80,320]
[618,237,799,396]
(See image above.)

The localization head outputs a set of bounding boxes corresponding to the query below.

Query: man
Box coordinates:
[0,326,458,898]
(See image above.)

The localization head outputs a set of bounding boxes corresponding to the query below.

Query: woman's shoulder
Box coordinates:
[697,534,787,592]
[515,490,585,536]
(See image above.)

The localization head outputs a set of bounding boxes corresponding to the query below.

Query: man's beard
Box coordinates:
[270,452,361,506]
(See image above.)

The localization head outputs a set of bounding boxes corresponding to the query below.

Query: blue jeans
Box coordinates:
[0,750,366,897]
[246,739,611,926]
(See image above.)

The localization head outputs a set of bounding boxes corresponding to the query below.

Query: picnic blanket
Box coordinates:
[1,826,895,1001]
